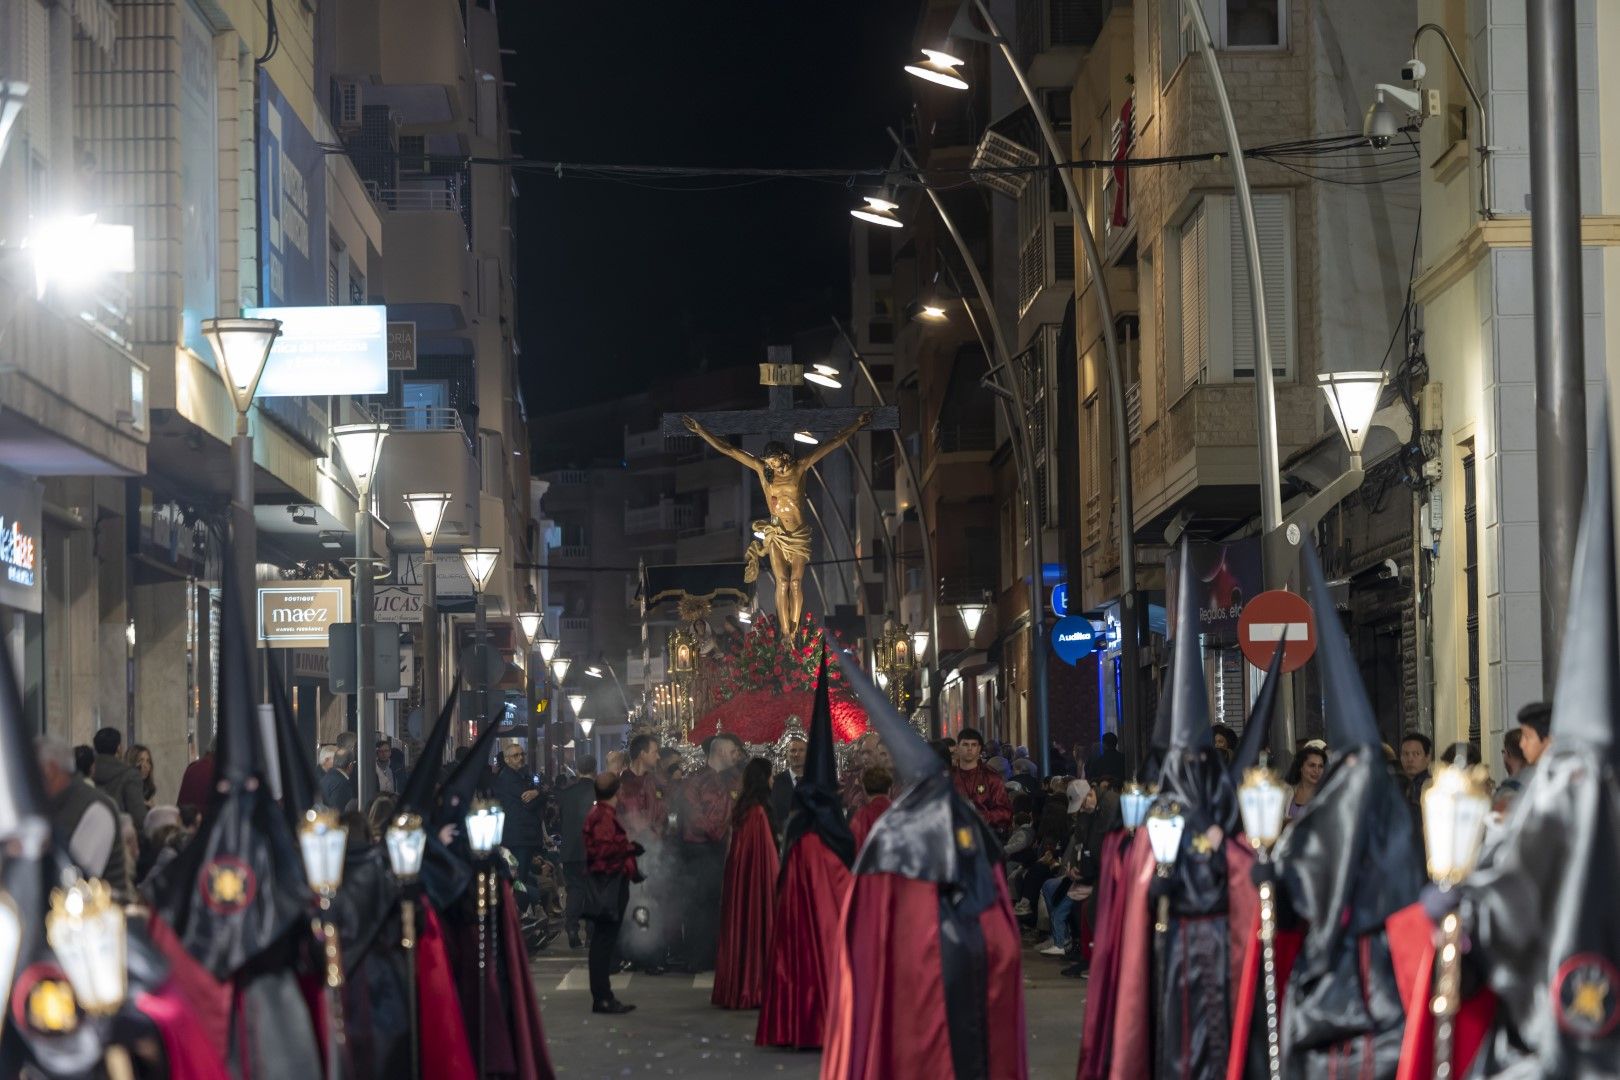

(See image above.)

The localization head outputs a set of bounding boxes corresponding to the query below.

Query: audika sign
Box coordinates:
[0,471,43,614]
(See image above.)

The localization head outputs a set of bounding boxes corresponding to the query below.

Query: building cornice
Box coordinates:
[1414,215,1620,305]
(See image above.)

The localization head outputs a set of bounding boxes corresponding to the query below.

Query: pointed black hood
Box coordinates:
[399,684,459,816]
[145,562,313,980]
[433,707,502,829]
[1456,407,1620,1075]
[1156,537,1234,834]
[829,635,999,887]
[1302,543,1382,751]
[832,634,945,791]
[782,650,856,869]
[267,656,317,829]
[1231,637,1286,777]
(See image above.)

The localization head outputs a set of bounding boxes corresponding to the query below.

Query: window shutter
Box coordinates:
[1230,192,1292,379]
[25,0,51,163]
[1178,203,1209,388]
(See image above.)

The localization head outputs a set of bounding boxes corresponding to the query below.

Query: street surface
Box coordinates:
[532,942,1084,1077]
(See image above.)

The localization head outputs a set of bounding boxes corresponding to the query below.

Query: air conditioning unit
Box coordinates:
[336,79,363,130]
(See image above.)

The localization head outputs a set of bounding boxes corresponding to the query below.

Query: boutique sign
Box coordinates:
[258,583,351,648]
[0,472,43,614]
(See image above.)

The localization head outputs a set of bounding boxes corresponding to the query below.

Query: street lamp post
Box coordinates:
[518,612,543,774]
[202,316,283,683]
[405,492,452,733]
[910,0,1140,771]
[460,548,501,733]
[333,422,390,807]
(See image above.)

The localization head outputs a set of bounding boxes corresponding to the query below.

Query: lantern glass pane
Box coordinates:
[1120,788,1152,829]
[385,821,427,880]
[1423,775,1491,884]
[1145,810,1186,866]
[299,820,349,894]
[0,895,19,1014]
[1237,772,1289,848]
[45,881,127,1015]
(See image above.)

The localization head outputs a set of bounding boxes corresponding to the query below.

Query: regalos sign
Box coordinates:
[0,517,37,589]
[0,471,44,614]
[257,583,351,648]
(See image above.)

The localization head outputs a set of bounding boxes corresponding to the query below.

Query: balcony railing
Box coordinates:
[932,424,996,455]
[625,501,699,534]
[555,544,589,560]
[379,177,464,214]
[560,616,591,636]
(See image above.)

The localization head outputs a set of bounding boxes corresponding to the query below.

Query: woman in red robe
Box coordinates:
[848,765,893,849]
[712,758,780,1009]
[758,656,857,1049]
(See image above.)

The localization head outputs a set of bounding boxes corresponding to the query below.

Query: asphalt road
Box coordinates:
[530,938,1086,1078]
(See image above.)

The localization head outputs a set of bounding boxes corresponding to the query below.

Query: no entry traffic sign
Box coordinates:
[1237,590,1317,673]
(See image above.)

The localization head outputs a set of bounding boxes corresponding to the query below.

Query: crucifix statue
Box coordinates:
[661,346,899,639]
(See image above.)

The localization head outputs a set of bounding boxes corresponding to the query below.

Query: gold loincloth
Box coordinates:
[744,517,812,583]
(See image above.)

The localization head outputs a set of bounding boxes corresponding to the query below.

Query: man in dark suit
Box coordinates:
[492,739,548,914]
[557,755,599,949]
[373,736,408,794]
[769,735,808,837]
[318,746,357,811]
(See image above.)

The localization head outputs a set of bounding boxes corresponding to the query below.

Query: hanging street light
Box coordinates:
[568,692,587,716]
[405,491,453,738]
[517,612,542,641]
[203,315,284,650]
[550,656,572,683]
[848,194,903,230]
[911,628,930,661]
[579,717,595,737]
[1317,370,1388,466]
[333,421,392,807]
[460,546,501,735]
[1422,757,1492,1077]
[1238,766,1291,1080]
[537,637,560,663]
[793,431,818,445]
[904,48,970,90]
[957,599,989,640]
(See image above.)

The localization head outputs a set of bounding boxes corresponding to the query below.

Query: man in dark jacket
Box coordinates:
[769,735,807,838]
[92,726,148,831]
[555,755,599,948]
[492,739,549,908]
[319,746,357,811]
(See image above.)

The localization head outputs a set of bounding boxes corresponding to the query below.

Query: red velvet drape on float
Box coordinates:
[713,805,780,1009]
[756,833,851,1047]
[820,870,1027,1080]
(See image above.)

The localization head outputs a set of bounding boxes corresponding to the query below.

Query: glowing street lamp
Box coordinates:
[517,612,542,641]
[406,491,453,726]
[904,48,970,90]
[957,599,989,639]
[849,194,903,230]
[460,547,501,735]
[334,422,392,808]
[579,718,595,737]
[1145,798,1187,937]
[1317,371,1388,466]
[45,877,135,1080]
[1119,782,1153,833]
[567,692,587,717]
[550,656,572,683]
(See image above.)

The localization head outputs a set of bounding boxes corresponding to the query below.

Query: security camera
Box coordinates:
[1401,58,1427,83]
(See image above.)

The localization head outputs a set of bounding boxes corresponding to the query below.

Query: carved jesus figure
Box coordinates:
[682,412,872,638]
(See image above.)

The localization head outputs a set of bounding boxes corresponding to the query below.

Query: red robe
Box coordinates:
[1105,831,1256,1080]
[445,880,556,1080]
[133,981,231,1079]
[951,765,1013,834]
[713,805,780,1009]
[1078,831,1132,1080]
[757,834,852,1048]
[418,902,477,1080]
[849,795,891,849]
[1386,903,1495,1080]
[821,868,1027,1079]
[1222,896,1303,1080]
[681,767,740,844]
[617,769,667,842]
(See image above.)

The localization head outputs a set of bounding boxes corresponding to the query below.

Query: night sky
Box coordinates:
[499,1,920,420]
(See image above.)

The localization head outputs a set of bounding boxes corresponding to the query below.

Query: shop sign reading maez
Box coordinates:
[257,583,351,648]
[0,516,37,588]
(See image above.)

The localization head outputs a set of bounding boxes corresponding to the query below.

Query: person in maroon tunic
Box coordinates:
[675,732,743,972]
[617,733,665,843]
[848,765,893,850]
[951,728,1013,837]
[757,655,855,1048]
[582,772,640,1015]
[713,757,779,1009]
[822,650,1026,1079]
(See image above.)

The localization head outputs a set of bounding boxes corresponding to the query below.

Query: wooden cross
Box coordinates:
[658,345,899,442]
